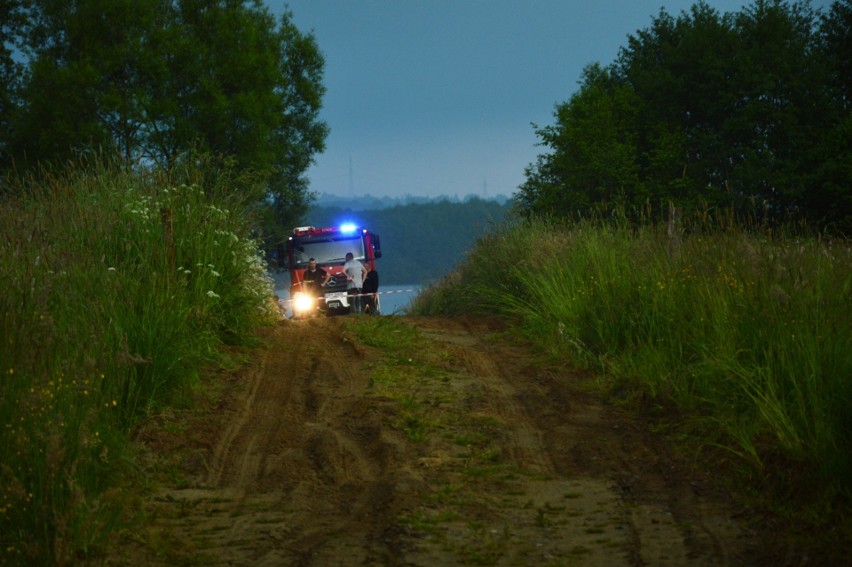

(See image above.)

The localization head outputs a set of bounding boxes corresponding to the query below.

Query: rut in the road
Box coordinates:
[144,319,422,565]
[134,316,760,566]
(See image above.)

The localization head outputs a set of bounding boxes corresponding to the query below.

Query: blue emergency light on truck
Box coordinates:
[287,224,382,317]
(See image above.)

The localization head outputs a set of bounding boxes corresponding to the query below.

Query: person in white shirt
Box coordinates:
[343,252,367,314]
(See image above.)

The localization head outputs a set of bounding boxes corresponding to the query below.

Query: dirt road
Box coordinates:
[128,315,779,566]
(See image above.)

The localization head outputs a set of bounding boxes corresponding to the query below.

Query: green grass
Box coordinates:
[410,215,852,507]
[0,160,276,564]
[348,317,445,443]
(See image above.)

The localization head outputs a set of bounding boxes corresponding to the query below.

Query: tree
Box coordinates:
[811,0,852,230]
[0,0,26,166]
[617,3,739,208]
[727,0,827,214]
[517,63,642,217]
[518,0,847,230]
[265,11,330,241]
[7,0,327,233]
[9,0,167,166]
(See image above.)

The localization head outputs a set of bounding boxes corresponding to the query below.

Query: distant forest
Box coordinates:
[304,197,510,286]
[311,192,511,211]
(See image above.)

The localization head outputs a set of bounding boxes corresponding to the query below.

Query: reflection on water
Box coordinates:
[271,271,420,317]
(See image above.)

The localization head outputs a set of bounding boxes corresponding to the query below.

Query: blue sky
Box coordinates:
[275,0,832,199]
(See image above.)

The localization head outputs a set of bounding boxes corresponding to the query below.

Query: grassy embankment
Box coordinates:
[410,215,851,519]
[0,163,276,565]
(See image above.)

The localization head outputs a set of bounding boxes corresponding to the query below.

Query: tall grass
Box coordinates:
[0,161,276,564]
[410,216,852,501]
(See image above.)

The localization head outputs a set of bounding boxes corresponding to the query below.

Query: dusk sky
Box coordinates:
[276,0,832,199]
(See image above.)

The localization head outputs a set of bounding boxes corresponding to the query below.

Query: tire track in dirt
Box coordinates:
[131,315,761,566]
[208,319,372,492]
[407,317,748,566]
[453,344,555,475]
[140,318,426,566]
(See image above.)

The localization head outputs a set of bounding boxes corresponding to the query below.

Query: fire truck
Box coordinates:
[286,224,382,318]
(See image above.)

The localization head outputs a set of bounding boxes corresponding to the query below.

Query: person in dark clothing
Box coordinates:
[302,258,330,297]
[361,269,379,315]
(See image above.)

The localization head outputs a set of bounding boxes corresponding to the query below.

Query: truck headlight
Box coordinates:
[292,292,314,313]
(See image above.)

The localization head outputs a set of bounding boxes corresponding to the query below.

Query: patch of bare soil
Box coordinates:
[120,315,798,566]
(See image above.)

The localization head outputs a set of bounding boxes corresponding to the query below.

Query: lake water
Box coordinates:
[373,285,421,314]
[271,271,420,317]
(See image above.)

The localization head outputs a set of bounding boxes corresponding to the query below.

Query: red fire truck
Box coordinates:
[286,224,382,318]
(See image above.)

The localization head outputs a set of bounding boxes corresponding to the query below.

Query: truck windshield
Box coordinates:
[292,236,365,267]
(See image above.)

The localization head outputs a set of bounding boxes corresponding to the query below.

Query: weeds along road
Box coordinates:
[129,315,773,566]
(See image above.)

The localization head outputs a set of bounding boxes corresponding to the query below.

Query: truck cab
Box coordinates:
[287,224,381,318]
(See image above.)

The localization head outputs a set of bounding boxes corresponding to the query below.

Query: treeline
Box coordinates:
[0,0,327,237]
[305,197,510,286]
[312,191,511,211]
[517,0,851,232]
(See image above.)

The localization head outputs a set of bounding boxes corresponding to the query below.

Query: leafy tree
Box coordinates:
[618,3,739,207]
[266,12,330,240]
[518,0,849,230]
[727,0,828,213]
[822,0,852,102]
[811,0,852,230]
[0,0,26,165]
[518,63,642,216]
[519,3,745,220]
[9,0,166,165]
[6,0,327,233]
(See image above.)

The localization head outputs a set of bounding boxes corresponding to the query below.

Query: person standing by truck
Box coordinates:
[302,258,330,297]
[362,269,379,315]
[343,252,367,314]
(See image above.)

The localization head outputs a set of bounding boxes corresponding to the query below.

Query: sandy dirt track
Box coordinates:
[127,315,791,566]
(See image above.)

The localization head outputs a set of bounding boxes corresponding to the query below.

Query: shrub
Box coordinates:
[0,161,275,564]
